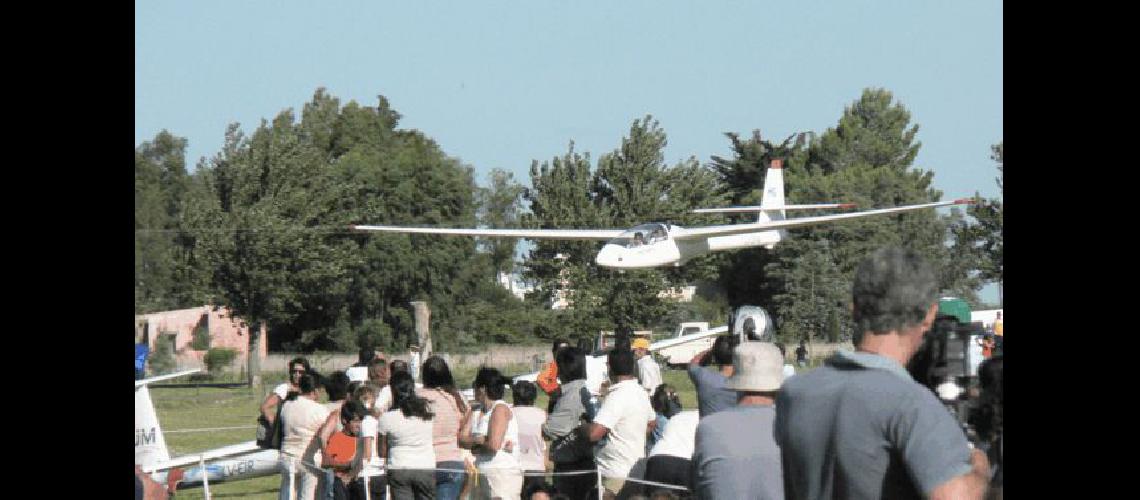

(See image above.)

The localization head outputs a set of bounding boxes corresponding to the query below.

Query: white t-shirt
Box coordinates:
[273,383,291,400]
[967,335,985,376]
[585,355,609,396]
[649,410,699,459]
[592,379,655,477]
[637,355,663,395]
[346,366,369,383]
[512,406,548,471]
[374,386,393,413]
[358,415,386,476]
[280,397,331,463]
[378,409,436,469]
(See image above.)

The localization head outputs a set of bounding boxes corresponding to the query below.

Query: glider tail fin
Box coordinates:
[135,369,197,469]
[135,383,171,468]
[758,159,787,244]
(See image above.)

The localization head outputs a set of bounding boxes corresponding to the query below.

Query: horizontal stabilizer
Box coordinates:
[140,441,264,473]
[648,326,729,352]
[693,203,856,214]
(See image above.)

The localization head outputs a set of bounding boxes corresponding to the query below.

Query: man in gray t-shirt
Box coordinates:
[688,334,739,417]
[693,343,787,500]
[775,247,991,500]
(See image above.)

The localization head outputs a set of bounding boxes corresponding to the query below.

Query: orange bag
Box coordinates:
[323,431,357,468]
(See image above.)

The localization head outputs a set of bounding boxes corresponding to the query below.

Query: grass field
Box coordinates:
[148,361,810,498]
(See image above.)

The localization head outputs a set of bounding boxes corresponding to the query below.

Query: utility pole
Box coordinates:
[410,301,432,360]
[247,321,262,388]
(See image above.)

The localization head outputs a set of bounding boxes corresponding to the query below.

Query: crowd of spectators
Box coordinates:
[244,245,1001,500]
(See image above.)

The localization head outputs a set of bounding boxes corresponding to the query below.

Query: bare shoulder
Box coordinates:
[492,403,512,419]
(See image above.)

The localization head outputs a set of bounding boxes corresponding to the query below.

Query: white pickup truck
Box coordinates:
[655,322,728,368]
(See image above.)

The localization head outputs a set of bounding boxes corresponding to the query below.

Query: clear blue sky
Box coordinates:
[136,1,1002,302]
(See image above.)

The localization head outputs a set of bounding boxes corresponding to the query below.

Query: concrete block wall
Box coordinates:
[260,345,551,374]
[248,342,853,375]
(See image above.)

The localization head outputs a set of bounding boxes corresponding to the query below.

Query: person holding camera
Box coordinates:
[688,335,739,418]
[775,247,991,500]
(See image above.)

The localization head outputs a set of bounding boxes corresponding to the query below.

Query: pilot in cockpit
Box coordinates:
[632,232,646,247]
[649,227,666,243]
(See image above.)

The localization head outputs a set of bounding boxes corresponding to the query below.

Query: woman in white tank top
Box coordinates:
[459,367,523,500]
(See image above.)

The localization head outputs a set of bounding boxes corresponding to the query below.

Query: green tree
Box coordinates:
[524,117,724,335]
[522,142,610,306]
[149,334,177,374]
[708,129,812,308]
[767,239,848,343]
[951,142,1003,306]
[191,103,357,385]
[204,347,238,375]
[190,323,211,350]
[477,169,525,274]
[135,131,191,313]
[200,89,489,358]
[713,89,981,340]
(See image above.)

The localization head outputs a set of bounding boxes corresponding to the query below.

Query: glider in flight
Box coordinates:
[351,160,972,268]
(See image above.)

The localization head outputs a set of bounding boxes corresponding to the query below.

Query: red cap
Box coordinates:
[770,159,783,169]
[952,198,975,205]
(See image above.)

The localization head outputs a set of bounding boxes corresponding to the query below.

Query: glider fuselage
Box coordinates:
[594,223,782,268]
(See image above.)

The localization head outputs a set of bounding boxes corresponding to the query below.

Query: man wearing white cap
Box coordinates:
[692,342,786,500]
[632,338,662,396]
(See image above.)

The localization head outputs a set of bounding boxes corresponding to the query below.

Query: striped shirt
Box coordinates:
[419,387,465,463]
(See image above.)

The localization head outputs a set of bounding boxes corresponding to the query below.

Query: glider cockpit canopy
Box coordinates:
[612,223,670,248]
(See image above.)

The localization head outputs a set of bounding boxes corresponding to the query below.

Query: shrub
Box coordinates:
[149,334,177,374]
[204,347,238,374]
[190,325,211,351]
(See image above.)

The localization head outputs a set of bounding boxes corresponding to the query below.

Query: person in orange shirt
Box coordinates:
[537,339,571,413]
[978,334,996,359]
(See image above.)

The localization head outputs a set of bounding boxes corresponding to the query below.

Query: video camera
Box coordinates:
[729,305,775,342]
[907,314,987,441]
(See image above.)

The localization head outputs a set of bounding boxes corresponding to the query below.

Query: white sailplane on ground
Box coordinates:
[351,160,972,268]
[136,370,281,495]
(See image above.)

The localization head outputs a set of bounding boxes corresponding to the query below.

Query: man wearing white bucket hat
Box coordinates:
[692,342,786,500]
